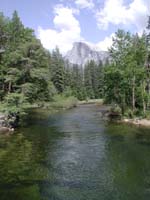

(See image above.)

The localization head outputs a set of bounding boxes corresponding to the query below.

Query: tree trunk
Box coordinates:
[2,82,5,91]
[121,93,125,115]
[146,57,150,109]
[132,75,135,113]
[8,81,12,93]
[147,74,150,110]
[141,81,146,115]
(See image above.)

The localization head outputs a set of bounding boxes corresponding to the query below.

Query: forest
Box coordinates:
[0,11,150,122]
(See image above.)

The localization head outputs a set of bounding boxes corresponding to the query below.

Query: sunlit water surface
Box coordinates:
[0,104,150,200]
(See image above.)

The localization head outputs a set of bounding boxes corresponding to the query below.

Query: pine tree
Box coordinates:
[71,64,85,100]
[145,16,150,109]
[51,48,65,93]
[0,11,55,115]
[84,62,94,99]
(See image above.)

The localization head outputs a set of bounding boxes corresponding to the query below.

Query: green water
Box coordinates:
[0,104,150,200]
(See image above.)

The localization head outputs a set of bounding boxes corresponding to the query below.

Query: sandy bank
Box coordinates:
[123,118,150,127]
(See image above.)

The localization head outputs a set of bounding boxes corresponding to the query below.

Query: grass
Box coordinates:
[78,99,103,105]
[43,95,78,110]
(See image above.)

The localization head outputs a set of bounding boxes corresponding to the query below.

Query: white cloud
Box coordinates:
[96,33,115,51]
[38,1,149,54]
[75,0,94,9]
[96,0,149,31]
[38,5,82,54]
[82,33,114,51]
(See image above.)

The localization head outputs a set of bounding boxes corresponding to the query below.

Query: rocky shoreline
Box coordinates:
[122,118,150,127]
[98,107,150,128]
[0,113,18,133]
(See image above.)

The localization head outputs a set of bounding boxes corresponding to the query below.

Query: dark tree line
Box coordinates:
[0,11,54,114]
[0,11,104,116]
[103,17,150,118]
[1,10,149,119]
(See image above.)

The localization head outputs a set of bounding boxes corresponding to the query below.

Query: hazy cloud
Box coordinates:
[96,0,149,31]
[38,5,82,54]
[75,0,94,9]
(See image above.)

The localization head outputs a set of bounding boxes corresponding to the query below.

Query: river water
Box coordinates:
[0,104,150,200]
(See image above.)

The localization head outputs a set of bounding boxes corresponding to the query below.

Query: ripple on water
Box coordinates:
[0,105,150,200]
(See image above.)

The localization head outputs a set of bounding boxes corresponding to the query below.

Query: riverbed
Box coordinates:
[0,104,150,200]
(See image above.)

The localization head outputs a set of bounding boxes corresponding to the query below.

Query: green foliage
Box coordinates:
[124,108,134,119]
[1,93,29,115]
[0,10,107,116]
[145,111,150,120]
[110,104,122,115]
[63,87,73,97]
[0,11,56,117]
[70,64,86,100]
[1,10,150,123]
[51,94,78,109]
[104,28,148,117]
[84,60,104,99]
[51,48,65,93]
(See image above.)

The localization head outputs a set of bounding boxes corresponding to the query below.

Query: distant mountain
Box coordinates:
[65,42,110,66]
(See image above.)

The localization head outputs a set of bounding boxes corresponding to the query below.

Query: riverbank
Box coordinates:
[2,97,150,134]
[2,103,150,200]
[122,118,150,127]
[78,99,103,105]
[96,105,150,128]
[0,113,15,133]
[0,95,78,133]
[44,95,78,110]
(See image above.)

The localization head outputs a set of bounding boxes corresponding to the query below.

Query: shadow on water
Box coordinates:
[1,104,150,200]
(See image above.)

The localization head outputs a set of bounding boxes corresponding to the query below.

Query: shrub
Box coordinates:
[124,108,134,119]
[110,104,122,115]
[145,111,150,120]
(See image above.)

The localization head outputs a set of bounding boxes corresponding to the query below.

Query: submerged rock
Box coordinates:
[0,112,18,133]
[0,113,5,120]
[0,127,14,133]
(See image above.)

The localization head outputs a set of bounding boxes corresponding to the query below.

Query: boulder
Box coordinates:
[0,113,5,120]
[0,127,14,133]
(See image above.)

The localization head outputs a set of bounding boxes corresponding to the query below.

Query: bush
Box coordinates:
[110,104,122,115]
[63,87,73,98]
[124,108,134,119]
[1,93,30,116]
[50,94,78,109]
[145,111,150,120]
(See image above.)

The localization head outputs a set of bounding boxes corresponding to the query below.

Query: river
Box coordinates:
[0,104,150,200]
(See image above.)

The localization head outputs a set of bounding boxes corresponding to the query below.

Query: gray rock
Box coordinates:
[0,127,14,133]
[0,113,6,120]
[65,42,110,66]
[0,119,5,126]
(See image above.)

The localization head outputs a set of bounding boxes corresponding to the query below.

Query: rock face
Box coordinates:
[65,42,110,66]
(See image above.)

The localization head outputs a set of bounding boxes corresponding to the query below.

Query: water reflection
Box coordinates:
[105,124,150,200]
[0,133,51,200]
[0,105,150,200]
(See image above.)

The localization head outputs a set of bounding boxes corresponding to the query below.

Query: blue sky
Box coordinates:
[0,0,149,53]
